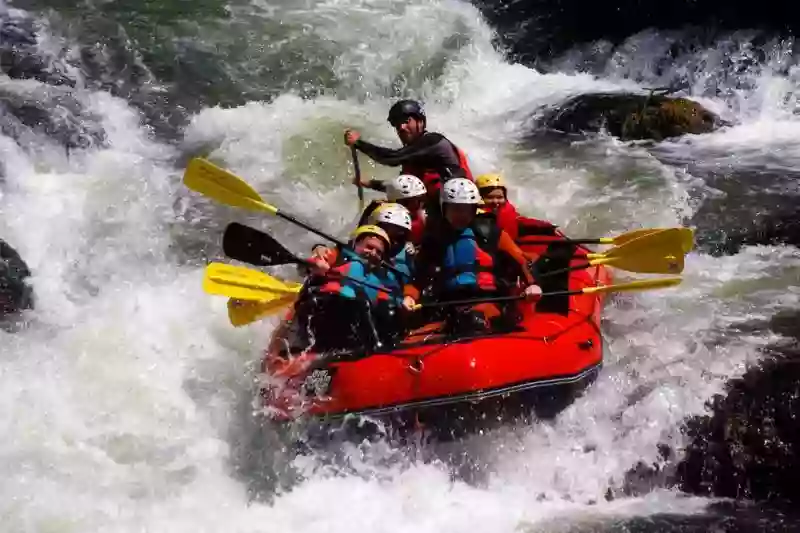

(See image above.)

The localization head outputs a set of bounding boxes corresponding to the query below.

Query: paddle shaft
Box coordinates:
[310,262,399,296]
[419,277,682,309]
[273,209,410,280]
[420,289,584,309]
[519,229,662,247]
[538,261,596,279]
[287,256,399,296]
[530,229,687,278]
[352,147,363,207]
[220,223,402,296]
[537,254,680,279]
[286,252,402,298]
[186,158,406,278]
[263,207,405,278]
[208,265,397,299]
[519,228,694,253]
[520,239,608,245]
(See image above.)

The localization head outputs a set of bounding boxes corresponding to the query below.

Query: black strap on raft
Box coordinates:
[299,291,375,357]
[530,241,576,315]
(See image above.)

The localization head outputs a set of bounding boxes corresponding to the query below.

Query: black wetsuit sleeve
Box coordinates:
[353,133,460,168]
[366,179,387,192]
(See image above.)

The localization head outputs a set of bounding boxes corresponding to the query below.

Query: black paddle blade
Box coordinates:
[222,222,300,266]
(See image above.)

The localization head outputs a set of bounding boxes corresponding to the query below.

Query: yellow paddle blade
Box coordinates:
[587,250,684,274]
[651,227,694,253]
[203,263,302,301]
[584,229,687,274]
[678,228,695,253]
[597,228,659,246]
[204,275,279,301]
[227,296,296,327]
[605,228,685,258]
[206,263,302,293]
[582,276,682,295]
[598,227,694,252]
[183,158,278,215]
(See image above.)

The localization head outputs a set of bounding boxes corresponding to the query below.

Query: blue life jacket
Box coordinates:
[319,249,401,307]
[440,219,501,292]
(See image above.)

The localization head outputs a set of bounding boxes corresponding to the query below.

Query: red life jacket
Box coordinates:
[409,212,426,245]
[401,143,473,196]
[492,201,520,241]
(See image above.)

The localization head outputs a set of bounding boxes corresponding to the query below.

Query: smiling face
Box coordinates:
[481,187,506,209]
[354,234,387,263]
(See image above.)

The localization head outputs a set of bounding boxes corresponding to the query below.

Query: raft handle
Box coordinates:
[408,358,424,374]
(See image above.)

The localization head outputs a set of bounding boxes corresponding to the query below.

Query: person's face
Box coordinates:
[481,187,506,209]
[397,196,423,214]
[392,116,425,145]
[444,203,476,229]
[354,235,386,263]
[377,224,409,255]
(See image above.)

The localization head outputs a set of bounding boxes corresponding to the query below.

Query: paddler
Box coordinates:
[355,174,428,246]
[298,225,403,351]
[401,178,542,334]
[311,202,416,292]
[476,173,520,241]
[344,99,474,209]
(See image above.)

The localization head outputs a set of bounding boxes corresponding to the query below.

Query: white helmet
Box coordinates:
[368,202,412,231]
[386,174,426,201]
[441,178,480,205]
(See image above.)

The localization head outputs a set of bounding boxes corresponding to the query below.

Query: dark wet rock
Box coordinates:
[0,2,179,140]
[0,238,33,319]
[0,7,106,149]
[676,311,800,504]
[11,0,233,139]
[618,444,677,498]
[623,310,800,507]
[474,0,799,62]
[536,92,724,141]
[0,6,75,87]
[0,82,106,150]
[66,17,192,139]
[696,210,800,256]
[591,501,800,533]
[673,165,800,255]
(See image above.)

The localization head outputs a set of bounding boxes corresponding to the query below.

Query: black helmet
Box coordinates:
[387,99,426,125]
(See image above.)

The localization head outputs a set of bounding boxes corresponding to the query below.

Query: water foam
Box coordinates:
[2,1,800,530]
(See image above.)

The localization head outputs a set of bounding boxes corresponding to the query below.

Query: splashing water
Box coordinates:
[2,0,800,530]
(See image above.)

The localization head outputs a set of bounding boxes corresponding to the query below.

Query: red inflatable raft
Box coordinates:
[260,218,612,430]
